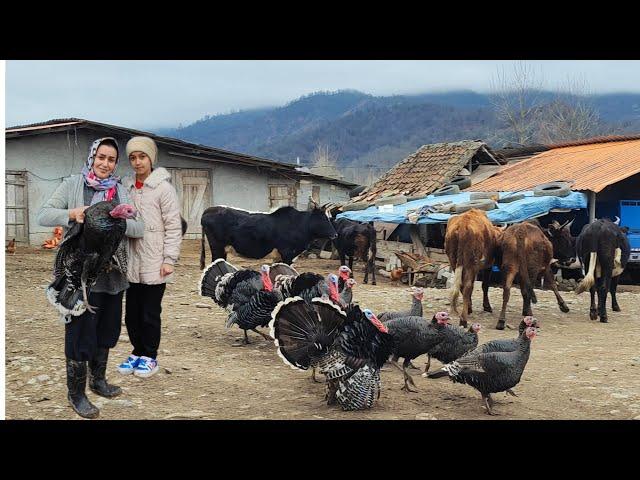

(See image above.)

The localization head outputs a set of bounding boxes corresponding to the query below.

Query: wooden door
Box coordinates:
[167,168,211,238]
[5,171,29,243]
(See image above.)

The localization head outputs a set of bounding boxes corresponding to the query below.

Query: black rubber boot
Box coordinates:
[66,359,99,419]
[89,348,122,398]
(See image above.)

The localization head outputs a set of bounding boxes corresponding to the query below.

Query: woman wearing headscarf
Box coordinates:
[37,137,144,419]
[117,136,182,378]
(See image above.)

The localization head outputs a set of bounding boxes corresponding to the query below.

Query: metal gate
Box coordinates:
[5,170,29,243]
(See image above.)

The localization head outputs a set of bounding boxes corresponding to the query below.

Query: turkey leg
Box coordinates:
[252,328,275,342]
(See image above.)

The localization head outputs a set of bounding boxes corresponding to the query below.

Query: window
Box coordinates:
[269,184,297,209]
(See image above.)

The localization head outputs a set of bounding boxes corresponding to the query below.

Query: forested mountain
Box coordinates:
[154,90,640,184]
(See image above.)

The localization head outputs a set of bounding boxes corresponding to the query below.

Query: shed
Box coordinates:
[5,118,358,245]
[471,134,640,225]
[352,140,503,204]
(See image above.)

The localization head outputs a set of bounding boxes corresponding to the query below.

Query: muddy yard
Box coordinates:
[5,240,640,420]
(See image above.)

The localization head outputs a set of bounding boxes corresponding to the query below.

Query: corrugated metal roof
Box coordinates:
[353,140,499,203]
[5,118,358,189]
[471,138,640,193]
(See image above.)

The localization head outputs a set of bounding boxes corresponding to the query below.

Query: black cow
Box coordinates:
[332,218,377,285]
[200,205,337,268]
[181,216,188,237]
[575,218,631,323]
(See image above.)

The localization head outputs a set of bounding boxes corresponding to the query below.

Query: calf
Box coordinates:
[332,218,377,285]
[445,209,504,327]
[497,222,569,330]
[200,205,337,268]
[575,218,631,323]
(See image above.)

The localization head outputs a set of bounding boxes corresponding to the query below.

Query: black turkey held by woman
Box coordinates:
[47,201,137,317]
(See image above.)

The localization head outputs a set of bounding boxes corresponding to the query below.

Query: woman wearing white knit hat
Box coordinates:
[117,136,183,378]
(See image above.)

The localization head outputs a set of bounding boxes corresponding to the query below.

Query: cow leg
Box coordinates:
[482,268,493,313]
[589,286,598,320]
[340,252,347,269]
[598,271,612,323]
[348,255,354,273]
[369,241,377,285]
[611,275,621,312]
[544,267,569,313]
[460,271,475,328]
[520,281,533,318]
[363,253,369,285]
[497,267,516,330]
[209,238,226,262]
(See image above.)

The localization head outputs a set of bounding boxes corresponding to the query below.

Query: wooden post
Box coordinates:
[589,191,597,223]
[409,225,427,256]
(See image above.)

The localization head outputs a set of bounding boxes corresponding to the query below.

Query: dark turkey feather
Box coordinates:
[269,263,298,283]
[199,259,239,305]
[46,200,132,316]
[384,316,448,363]
[429,324,479,365]
[228,289,282,330]
[379,294,423,322]
[270,297,345,370]
[433,333,534,396]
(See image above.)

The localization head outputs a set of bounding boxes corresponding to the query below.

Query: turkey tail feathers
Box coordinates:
[200,258,238,300]
[46,278,85,316]
[269,263,299,282]
[270,297,345,371]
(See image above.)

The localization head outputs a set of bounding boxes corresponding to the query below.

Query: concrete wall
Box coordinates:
[5,129,352,245]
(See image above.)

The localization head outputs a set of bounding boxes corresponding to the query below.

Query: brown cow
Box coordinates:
[445,209,504,327]
[497,222,570,329]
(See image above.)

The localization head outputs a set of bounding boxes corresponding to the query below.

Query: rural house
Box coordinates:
[5,119,357,245]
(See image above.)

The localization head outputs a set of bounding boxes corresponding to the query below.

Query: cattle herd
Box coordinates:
[196,204,632,415]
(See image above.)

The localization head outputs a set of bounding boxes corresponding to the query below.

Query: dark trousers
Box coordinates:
[65,291,123,361]
[125,283,166,359]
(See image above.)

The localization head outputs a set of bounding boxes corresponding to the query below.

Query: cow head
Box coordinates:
[308,206,338,240]
[545,219,576,266]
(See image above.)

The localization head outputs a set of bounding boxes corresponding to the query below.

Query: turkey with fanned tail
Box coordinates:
[46,201,137,318]
[199,259,282,345]
[270,299,393,411]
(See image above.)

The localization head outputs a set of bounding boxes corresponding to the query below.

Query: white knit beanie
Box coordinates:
[126,136,158,165]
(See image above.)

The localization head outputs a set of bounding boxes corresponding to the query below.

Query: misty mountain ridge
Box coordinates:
[154,89,640,183]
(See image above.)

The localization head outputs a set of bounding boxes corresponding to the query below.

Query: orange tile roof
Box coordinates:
[470,139,640,193]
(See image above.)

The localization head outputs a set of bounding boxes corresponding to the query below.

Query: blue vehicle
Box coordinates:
[620,200,640,266]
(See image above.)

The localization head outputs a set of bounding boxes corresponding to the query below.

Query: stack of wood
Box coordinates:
[42,227,64,249]
[393,250,449,287]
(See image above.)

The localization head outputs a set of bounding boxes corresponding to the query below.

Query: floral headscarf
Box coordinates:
[82,137,121,205]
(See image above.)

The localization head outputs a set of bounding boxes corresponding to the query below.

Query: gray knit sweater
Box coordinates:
[37,174,145,294]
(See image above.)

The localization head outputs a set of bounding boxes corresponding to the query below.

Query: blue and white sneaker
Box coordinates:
[134,356,159,378]
[117,355,140,375]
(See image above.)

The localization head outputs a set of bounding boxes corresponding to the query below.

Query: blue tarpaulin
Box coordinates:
[336,191,588,225]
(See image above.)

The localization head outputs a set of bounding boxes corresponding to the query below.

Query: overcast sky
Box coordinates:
[6,60,640,130]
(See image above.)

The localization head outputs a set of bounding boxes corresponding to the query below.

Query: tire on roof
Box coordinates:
[446,175,472,190]
[497,193,526,203]
[452,199,497,213]
[432,185,460,197]
[469,191,500,201]
[533,182,572,197]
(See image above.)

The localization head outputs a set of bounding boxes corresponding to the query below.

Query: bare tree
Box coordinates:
[490,61,546,146]
[537,75,601,143]
[309,142,344,179]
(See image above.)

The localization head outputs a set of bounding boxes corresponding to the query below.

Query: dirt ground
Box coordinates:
[5,239,640,420]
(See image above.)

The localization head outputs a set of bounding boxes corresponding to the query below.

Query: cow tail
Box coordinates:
[200,231,206,270]
[575,252,597,294]
[450,266,463,314]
